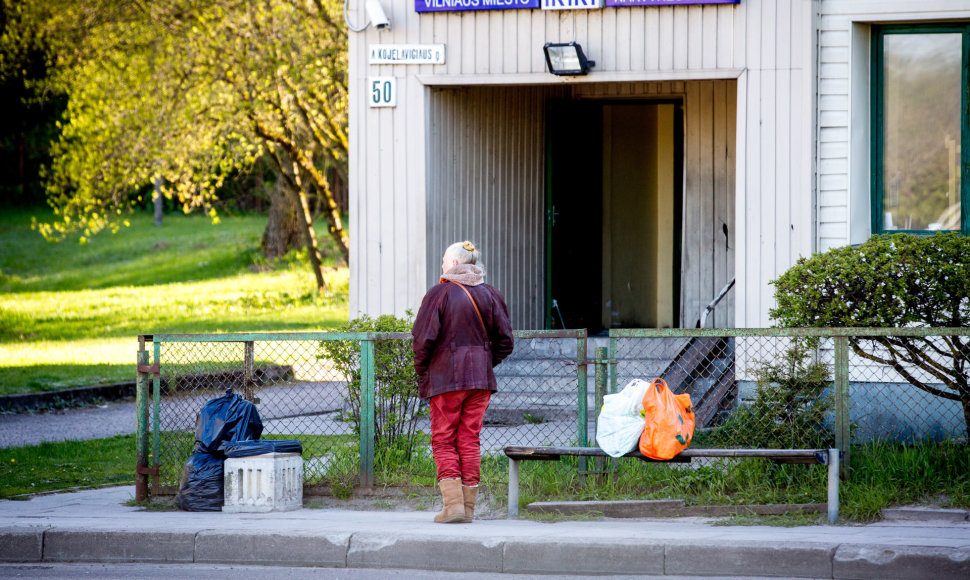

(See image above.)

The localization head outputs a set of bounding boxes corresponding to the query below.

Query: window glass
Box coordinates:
[880,33,962,231]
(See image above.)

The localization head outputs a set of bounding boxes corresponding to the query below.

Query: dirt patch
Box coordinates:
[303,485,506,520]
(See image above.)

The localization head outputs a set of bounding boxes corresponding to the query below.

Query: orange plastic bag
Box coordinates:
[638,378,695,460]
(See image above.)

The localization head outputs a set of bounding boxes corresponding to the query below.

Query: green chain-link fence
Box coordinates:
[136,327,969,498]
[136,330,589,497]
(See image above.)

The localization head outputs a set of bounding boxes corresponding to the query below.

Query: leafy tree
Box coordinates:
[0,0,63,206]
[12,0,348,290]
[771,233,970,433]
[318,313,426,460]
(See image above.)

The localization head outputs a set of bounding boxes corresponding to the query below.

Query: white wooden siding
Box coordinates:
[426,85,568,328]
[348,0,821,328]
[817,1,970,252]
[731,0,816,327]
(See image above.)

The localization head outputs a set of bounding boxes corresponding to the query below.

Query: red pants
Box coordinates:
[429,389,491,485]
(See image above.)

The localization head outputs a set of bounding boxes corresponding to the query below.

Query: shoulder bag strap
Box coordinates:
[447,280,488,339]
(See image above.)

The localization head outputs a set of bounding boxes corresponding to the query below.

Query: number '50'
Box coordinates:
[372,80,392,104]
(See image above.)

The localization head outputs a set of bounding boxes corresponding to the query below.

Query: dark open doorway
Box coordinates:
[546,99,684,333]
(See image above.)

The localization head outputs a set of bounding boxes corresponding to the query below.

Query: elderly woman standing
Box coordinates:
[412,241,514,523]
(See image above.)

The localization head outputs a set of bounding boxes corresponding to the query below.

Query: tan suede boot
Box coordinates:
[433,478,465,524]
[461,485,478,523]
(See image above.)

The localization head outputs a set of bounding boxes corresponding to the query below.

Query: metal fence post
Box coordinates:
[243,341,255,402]
[359,337,376,487]
[834,335,850,475]
[577,333,588,447]
[593,346,607,474]
[151,339,162,492]
[609,336,618,394]
[135,338,150,501]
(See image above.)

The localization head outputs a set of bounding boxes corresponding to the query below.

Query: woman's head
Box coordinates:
[442,240,480,272]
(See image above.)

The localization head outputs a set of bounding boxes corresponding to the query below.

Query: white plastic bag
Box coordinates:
[595,378,650,458]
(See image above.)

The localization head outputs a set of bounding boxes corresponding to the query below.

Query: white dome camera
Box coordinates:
[365,0,390,30]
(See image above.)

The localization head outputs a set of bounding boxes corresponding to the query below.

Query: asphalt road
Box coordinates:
[0,563,784,579]
[0,401,137,448]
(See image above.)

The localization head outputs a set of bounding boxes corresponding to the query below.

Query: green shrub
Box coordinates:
[317,312,425,459]
[733,343,833,449]
[770,232,970,434]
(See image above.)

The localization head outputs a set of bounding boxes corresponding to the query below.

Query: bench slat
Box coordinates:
[503,446,828,465]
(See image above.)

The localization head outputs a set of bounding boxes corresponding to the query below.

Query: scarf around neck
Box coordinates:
[440,263,485,286]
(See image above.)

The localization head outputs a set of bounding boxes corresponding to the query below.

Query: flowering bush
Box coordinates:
[770,232,970,433]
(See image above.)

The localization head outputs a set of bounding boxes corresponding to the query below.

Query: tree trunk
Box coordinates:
[288,164,327,292]
[261,177,303,258]
[153,175,164,226]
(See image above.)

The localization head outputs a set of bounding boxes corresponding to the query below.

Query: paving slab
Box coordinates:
[1,486,968,578]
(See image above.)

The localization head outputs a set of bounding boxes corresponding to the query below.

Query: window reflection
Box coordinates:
[881,33,962,231]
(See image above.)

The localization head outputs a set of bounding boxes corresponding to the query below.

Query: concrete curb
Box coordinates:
[882,507,970,523]
[3,527,969,578]
[0,383,135,414]
[527,499,828,518]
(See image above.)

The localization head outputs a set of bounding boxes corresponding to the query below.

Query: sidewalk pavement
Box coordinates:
[1,486,968,578]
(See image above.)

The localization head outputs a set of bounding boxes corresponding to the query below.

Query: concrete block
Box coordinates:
[347,534,502,572]
[834,544,970,580]
[666,541,836,578]
[223,452,302,513]
[0,528,43,562]
[526,499,685,518]
[881,507,969,523]
[196,531,349,567]
[44,530,195,562]
[504,539,664,575]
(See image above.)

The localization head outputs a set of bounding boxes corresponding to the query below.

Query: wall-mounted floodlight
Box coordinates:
[344,0,390,32]
[543,42,595,76]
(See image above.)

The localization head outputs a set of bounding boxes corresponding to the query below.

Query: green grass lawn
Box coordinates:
[0,208,349,396]
[0,434,136,498]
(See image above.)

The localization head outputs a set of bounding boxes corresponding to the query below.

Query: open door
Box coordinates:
[546,100,604,331]
[547,100,682,331]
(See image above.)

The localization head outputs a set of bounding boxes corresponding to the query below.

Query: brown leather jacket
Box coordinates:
[412,280,514,400]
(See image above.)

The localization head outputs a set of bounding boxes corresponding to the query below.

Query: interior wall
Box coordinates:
[602,104,676,329]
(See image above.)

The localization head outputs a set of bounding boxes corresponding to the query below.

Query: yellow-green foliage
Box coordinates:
[12,0,348,257]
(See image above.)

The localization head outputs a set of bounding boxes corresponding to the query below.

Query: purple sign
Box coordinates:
[605,0,738,5]
[415,0,539,12]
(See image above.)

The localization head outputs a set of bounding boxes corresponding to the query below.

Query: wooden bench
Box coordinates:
[503,446,842,523]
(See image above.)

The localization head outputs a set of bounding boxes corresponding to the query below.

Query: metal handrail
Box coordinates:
[697,277,735,329]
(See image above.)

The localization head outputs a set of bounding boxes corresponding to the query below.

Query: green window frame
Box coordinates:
[871,23,970,235]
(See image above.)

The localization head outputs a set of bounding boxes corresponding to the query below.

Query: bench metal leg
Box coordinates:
[508,458,519,519]
[827,448,839,524]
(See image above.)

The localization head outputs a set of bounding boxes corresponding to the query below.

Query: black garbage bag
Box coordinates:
[192,389,263,454]
[223,440,303,458]
[173,451,224,511]
[174,389,263,511]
